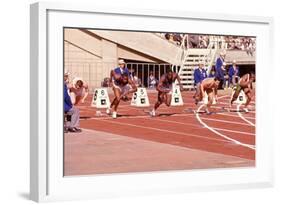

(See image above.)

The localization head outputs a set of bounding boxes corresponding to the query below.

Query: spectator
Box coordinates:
[168,34,174,42]
[193,61,207,98]
[64,70,70,84]
[215,51,226,89]
[228,39,236,50]
[173,33,182,45]
[101,77,110,87]
[246,38,255,56]
[64,73,81,133]
[130,69,142,87]
[234,37,241,49]
[201,36,209,48]
[68,77,89,105]
[223,72,229,89]
[188,34,199,48]
[148,71,157,88]
[228,60,240,87]
[165,33,170,40]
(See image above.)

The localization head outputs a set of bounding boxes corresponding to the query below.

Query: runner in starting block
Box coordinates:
[230,72,255,113]
[150,69,183,117]
[107,72,137,119]
[194,77,220,114]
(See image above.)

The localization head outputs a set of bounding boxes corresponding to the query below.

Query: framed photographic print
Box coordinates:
[30,2,274,202]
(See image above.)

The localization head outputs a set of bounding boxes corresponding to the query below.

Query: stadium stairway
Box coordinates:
[177,48,217,90]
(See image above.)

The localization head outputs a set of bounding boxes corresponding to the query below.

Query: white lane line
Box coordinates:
[217,112,256,120]
[218,101,255,106]
[213,128,255,136]
[237,104,256,127]
[153,118,255,136]
[80,112,197,120]
[90,118,231,143]
[195,96,255,150]
[200,117,253,127]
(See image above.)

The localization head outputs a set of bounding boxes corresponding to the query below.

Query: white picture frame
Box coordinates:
[30,2,274,202]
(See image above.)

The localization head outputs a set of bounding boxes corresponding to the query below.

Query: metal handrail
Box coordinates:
[172,34,188,74]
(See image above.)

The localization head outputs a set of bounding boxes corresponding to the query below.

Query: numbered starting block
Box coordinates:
[171,84,183,106]
[232,90,247,104]
[203,92,217,105]
[131,87,150,107]
[91,88,110,108]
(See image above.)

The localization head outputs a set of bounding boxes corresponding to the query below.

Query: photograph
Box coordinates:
[63,28,256,176]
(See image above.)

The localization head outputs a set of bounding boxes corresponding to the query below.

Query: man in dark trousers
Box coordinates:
[215,51,226,89]
[228,60,240,87]
[193,61,207,103]
[64,72,81,133]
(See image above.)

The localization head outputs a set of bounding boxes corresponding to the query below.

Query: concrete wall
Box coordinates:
[64,29,117,90]
[64,28,172,90]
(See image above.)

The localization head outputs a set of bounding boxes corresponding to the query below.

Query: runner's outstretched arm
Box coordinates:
[156,76,168,93]
[120,79,137,98]
[111,70,121,80]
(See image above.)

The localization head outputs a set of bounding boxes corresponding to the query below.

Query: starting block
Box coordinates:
[203,92,217,105]
[171,84,183,106]
[232,90,247,104]
[91,88,110,108]
[131,87,150,107]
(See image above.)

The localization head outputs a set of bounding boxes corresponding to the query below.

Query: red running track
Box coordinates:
[77,90,256,160]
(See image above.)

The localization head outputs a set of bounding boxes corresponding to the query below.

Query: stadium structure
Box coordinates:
[64,28,255,90]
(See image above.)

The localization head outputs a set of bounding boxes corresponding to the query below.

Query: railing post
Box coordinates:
[136,64,139,80]
[141,64,144,86]
[147,64,150,88]
[153,64,156,81]
[88,63,91,89]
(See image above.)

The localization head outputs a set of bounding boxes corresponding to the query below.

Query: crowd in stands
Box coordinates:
[225,36,256,55]
[160,33,256,55]
[162,33,210,48]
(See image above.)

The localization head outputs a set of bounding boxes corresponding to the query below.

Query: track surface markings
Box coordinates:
[195,96,255,150]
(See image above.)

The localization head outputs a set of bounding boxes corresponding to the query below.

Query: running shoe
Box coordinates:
[112,111,117,119]
[243,108,249,113]
[106,108,111,115]
[150,109,156,117]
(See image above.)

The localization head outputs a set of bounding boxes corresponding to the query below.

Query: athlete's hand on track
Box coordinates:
[215,95,218,103]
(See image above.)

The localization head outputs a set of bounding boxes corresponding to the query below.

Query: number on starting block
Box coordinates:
[232,90,247,104]
[131,87,150,107]
[171,84,183,106]
[91,88,110,108]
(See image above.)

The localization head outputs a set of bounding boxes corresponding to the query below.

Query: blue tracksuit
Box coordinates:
[215,57,225,80]
[114,67,130,76]
[194,67,207,84]
[228,65,240,79]
[64,83,72,112]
